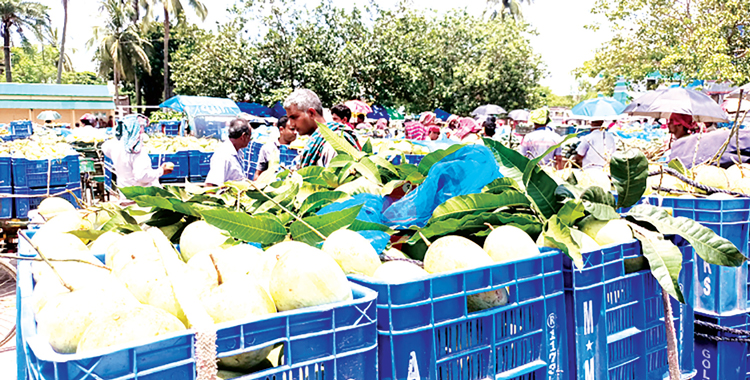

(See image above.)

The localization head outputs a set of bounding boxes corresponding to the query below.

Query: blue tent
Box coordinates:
[367,104,390,120]
[237,102,273,117]
[434,108,451,121]
[271,101,286,118]
[159,96,240,117]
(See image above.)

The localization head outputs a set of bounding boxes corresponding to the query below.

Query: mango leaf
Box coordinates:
[335,177,382,196]
[68,230,107,241]
[120,186,174,200]
[483,177,521,194]
[668,158,687,176]
[254,182,299,215]
[362,138,373,154]
[329,154,355,168]
[580,186,620,220]
[626,204,747,267]
[430,192,531,222]
[352,158,382,185]
[297,166,325,179]
[540,215,584,268]
[629,222,685,302]
[128,195,176,212]
[290,205,363,245]
[412,211,542,243]
[610,149,648,209]
[417,144,465,176]
[201,209,286,245]
[483,138,526,190]
[369,155,399,176]
[298,191,349,216]
[556,183,585,200]
[317,122,365,160]
[348,219,392,233]
[145,209,184,227]
[522,134,577,184]
[558,200,586,226]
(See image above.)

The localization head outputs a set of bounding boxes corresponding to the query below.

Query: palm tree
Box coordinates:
[153,0,207,101]
[0,0,50,82]
[89,0,151,101]
[55,0,67,84]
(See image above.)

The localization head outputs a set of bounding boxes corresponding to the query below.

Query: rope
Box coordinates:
[379,254,425,268]
[647,167,750,197]
[695,320,750,343]
[0,186,81,199]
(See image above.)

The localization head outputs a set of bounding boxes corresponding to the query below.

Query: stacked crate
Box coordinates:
[11,154,81,218]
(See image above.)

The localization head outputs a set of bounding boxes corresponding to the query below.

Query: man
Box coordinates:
[518,107,564,169]
[205,118,252,186]
[428,126,441,140]
[574,119,618,170]
[355,114,372,129]
[331,104,353,128]
[107,115,114,129]
[254,116,296,180]
[284,89,360,168]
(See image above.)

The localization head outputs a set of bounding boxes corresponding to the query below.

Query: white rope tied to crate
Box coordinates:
[695,320,750,343]
[147,228,218,380]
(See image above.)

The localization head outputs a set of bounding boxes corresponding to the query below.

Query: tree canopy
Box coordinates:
[170,0,546,114]
[575,0,750,93]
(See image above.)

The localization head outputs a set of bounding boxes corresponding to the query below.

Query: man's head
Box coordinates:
[428,126,441,140]
[277,116,296,144]
[529,107,551,128]
[284,89,324,136]
[108,116,113,120]
[591,120,604,129]
[483,120,496,137]
[331,104,352,125]
[357,114,365,123]
[228,118,252,150]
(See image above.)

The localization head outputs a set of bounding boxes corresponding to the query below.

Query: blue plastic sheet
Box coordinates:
[159,96,240,117]
[317,194,389,253]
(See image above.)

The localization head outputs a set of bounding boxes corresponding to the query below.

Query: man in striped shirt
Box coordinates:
[518,108,564,169]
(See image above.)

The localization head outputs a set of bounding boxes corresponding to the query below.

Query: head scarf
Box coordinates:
[454,118,482,140]
[419,112,437,126]
[121,114,149,154]
[529,107,551,126]
[376,118,388,130]
[670,113,699,131]
[429,126,441,134]
[404,121,427,140]
[446,114,459,125]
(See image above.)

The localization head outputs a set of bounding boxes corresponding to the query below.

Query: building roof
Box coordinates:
[0,83,110,97]
[0,83,113,110]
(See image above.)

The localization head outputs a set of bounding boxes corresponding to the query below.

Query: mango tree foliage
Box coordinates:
[575,0,750,93]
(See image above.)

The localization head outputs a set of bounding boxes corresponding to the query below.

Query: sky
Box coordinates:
[41,0,612,95]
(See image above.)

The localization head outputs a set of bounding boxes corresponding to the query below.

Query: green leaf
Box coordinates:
[369,155,399,176]
[522,133,577,184]
[626,204,746,267]
[68,230,107,241]
[316,122,365,160]
[145,209,184,227]
[254,182,299,214]
[413,211,542,243]
[298,191,349,216]
[629,222,685,303]
[610,149,648,209]
[200,209,287,245]
[335,177,382,195]
[120,186,174,200]
[297,166,325,179]
[362,138,373,154]
[580,186,616,206]
[352,158,382,185]
[329,154,355,168]
[430,192,531,222]
[128,195,177,212]
[290,205,363,245]
[668,158,686,176]
[348,219,392,232]
[558,200,586,226]
[417,144,465,176]
[580,186,620,220]
[482,137,526,190]
[540,215,584,268]
[556,183,585,200]
[483,177,522,194]
[583,202,621,221]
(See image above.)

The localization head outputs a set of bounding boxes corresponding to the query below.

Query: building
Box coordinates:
[0,83,114,125]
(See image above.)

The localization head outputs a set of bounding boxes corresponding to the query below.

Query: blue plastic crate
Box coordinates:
[188,150,213,179]
[647,196,750,315]
[0,186,12,218]
[694,311,750,380]
[160,120,182,136]
[16,230,378,380]
[13,183,81,219]
[0,156,11,187]
[12,155,80,188]
[11,120,33,137]
[563,237,695,380]
[349,248,567,380]
[388,154,425,166]
[279,145,299,169]
[150,151,189,182]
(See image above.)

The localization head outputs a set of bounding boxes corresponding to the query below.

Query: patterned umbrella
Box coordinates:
[36,110,61,120]
[79,113,96,122]
[344,100,372,114]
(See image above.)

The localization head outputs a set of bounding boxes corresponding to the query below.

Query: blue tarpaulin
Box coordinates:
[237,102,273,117]
[159,96,240,117]
[434,108,451,121]
[271,101,287,118]
[367,104,390,120]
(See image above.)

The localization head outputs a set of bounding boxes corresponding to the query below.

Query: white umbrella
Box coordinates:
[622,87,729,123]
[508,109,530,121]
[727,83,750,99]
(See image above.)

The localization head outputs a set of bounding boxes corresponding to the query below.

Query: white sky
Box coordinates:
[41,0,611,95]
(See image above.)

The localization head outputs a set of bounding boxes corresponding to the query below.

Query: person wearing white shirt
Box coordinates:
[254,115,297,180]
[205,118,252,186]
[101,115,173,197]
[574,119,618,170]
